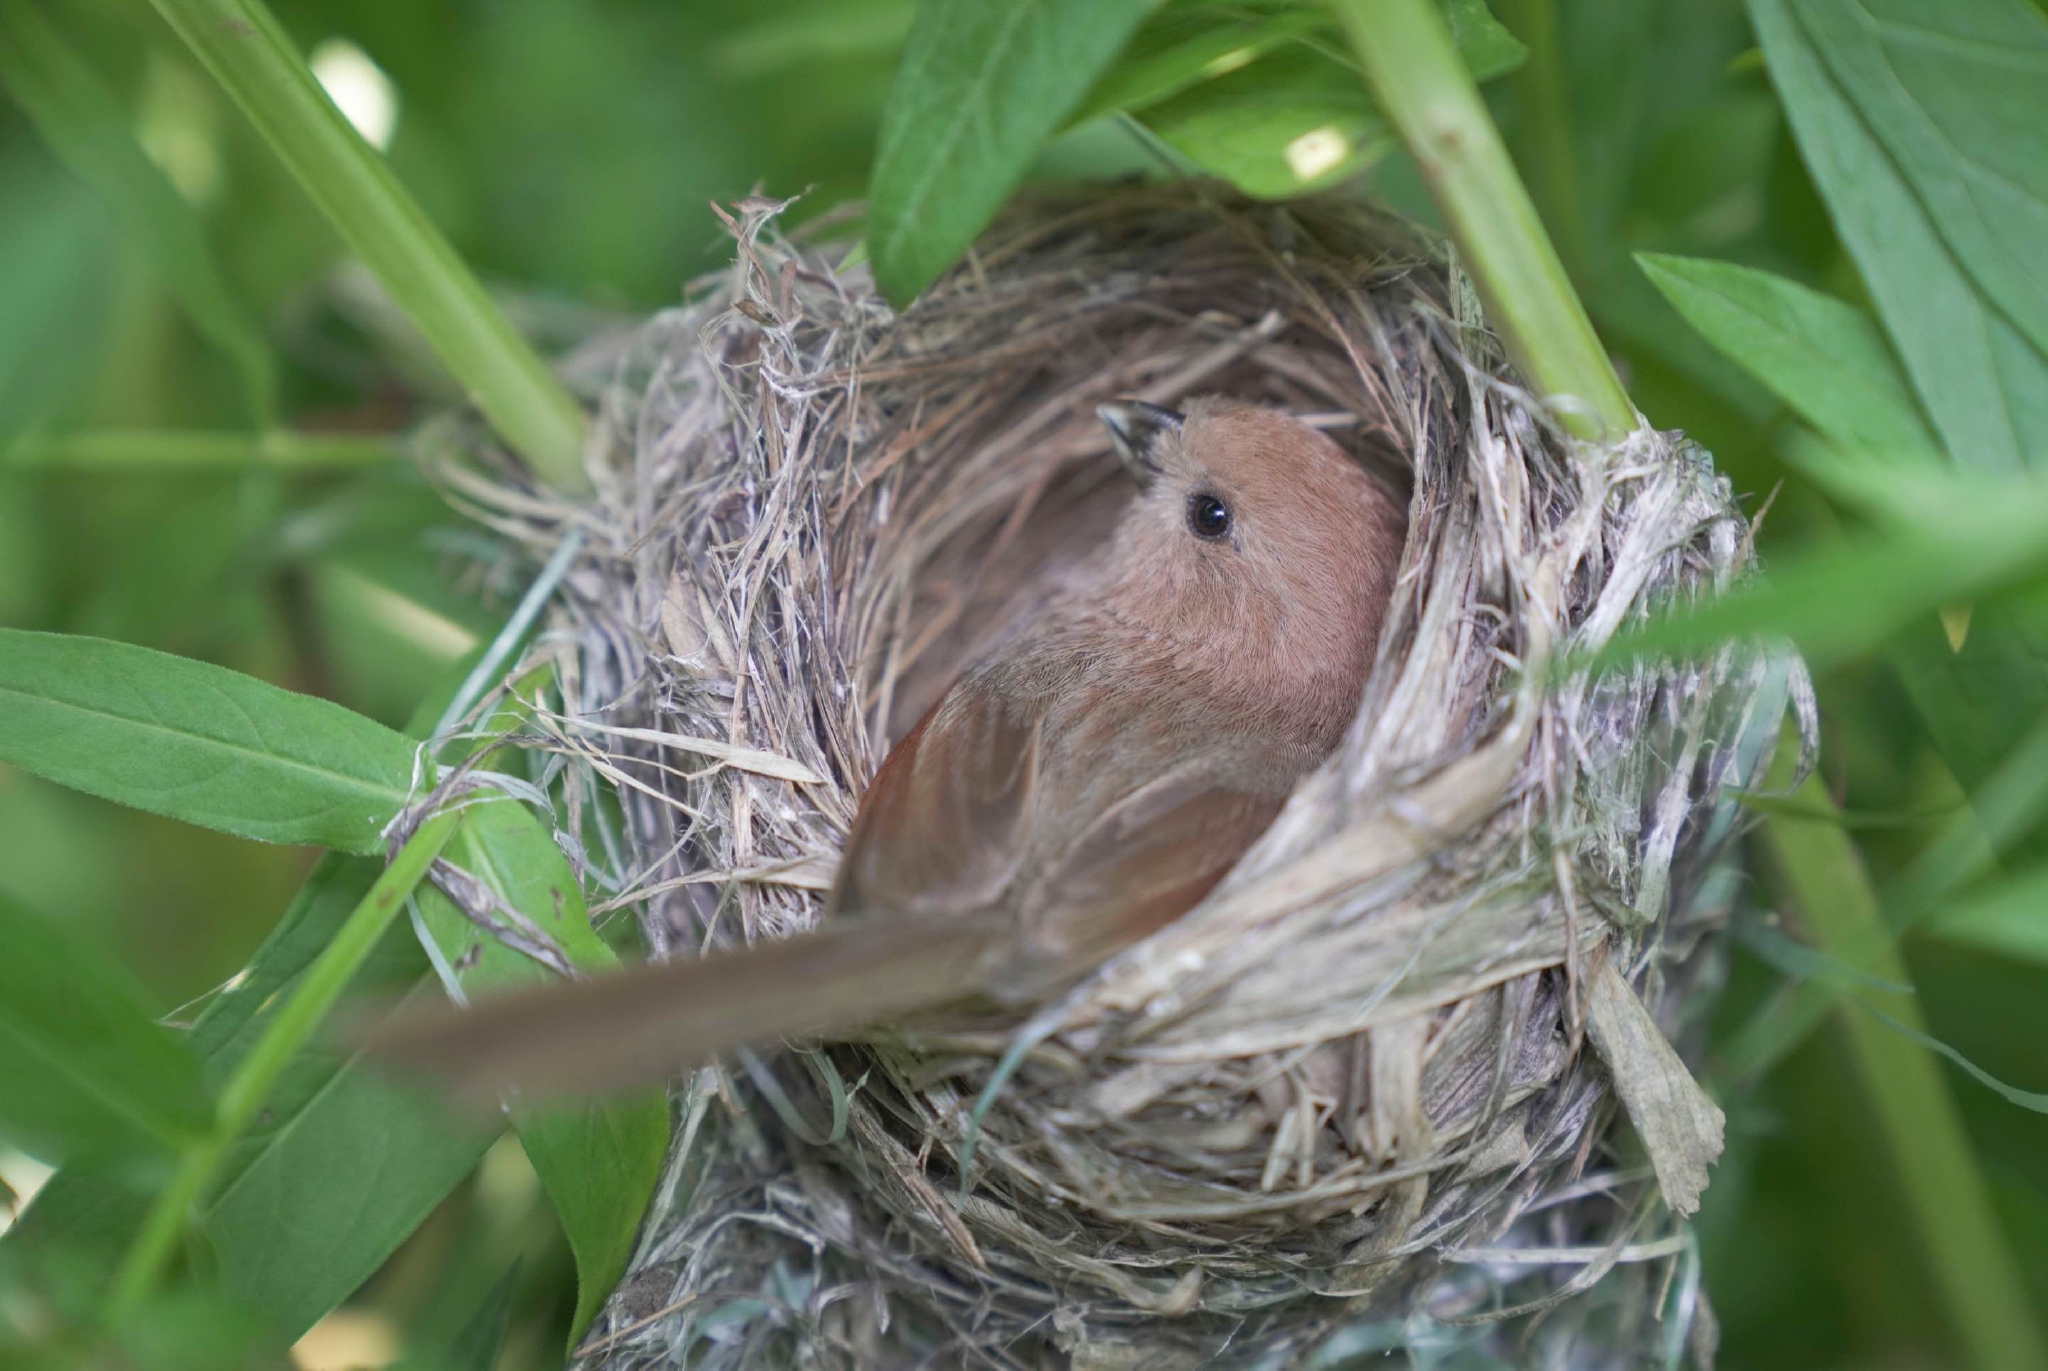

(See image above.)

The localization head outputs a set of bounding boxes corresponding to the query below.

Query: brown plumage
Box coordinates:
[364,397,1406,1100]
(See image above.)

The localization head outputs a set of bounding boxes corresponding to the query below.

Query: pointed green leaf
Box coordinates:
[0,630,418,853]
[1066,6,1326,128]
[1136,1,1524,200]
[1139,45,1391,198]
[1439,0,1531,80]
[1637,252,1941,460]
[192,855,501,1339]
[1890,596,2048,802]
[0,892,210,1162]
[1753,0,2048,470]
[410,795,668,1346]
[868,0,1160,306]
[1794,0,2048,365]
[8,854,501,1340]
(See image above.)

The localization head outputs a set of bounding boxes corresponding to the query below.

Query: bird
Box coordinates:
[364,397,1407,1101]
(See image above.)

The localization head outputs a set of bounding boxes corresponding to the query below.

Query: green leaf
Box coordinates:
[1439,0,1529,80]
[1793,0,2048,366]
[0,629,418,853]
[192,860,500,1339]
[1138,45,1389,198]
[445,1260,521,1371]
[0,0,276,424]
[0,892,210,1163]
[867,0,1161,305]
[7,854,501,1341]
[1066,5,1326,127]
[1753,0,2048,470]
[1636,253,1941,460]
[1890,594,2048,799]
[1595,476,2048,673]
[1137,2,1524,200]
[410,795,668,1346]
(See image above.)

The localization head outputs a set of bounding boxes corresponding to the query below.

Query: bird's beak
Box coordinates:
[1096,400,1183,491]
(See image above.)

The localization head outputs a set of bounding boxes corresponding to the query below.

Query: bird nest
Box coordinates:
[446,185,1809,1367]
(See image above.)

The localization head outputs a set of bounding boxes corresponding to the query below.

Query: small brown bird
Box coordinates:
[368,397,1406,1099]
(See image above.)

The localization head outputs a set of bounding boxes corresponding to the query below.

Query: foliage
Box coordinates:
[0,0,2044,1365]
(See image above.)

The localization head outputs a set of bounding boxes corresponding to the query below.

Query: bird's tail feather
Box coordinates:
[357,915,1000,1103]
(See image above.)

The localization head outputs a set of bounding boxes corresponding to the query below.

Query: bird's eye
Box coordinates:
[1187,492,1232,540]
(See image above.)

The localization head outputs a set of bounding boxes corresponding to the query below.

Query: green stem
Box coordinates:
[1328,0,1633,439]
[1750,769,2046,1371]
[8,429,401,469]
[103,806,462,1326]
[144,0,589,492]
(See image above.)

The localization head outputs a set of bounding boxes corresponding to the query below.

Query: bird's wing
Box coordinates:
[1013,765,1287,984]
[362,683,1048,1104]
[830,678,1044,920]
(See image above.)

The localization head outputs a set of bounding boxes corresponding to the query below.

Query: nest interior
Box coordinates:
[452,186,1809,1367]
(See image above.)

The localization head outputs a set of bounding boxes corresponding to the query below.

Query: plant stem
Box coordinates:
[1328,0,1633,439]
[1750,769,2046,1371]
[103,806,462,1326]
[144,0,589,492]
[7,429,400,469]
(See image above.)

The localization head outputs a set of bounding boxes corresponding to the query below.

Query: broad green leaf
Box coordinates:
[410,795,668,1346]
[194,862,501,1338]
[0,892,210,1162]
[0,629,418,853]
[7,854,501,1341]
[1636,253,1941,461]
[1753,0,2048,470]
[1066,6,1326,128]
[1139,45,1389,198]
[1753,0,2048,870]
[867,0,1160,305]
[8,670,501,1330]
[1136,2,1524,200]
[1794,0,2048,366]
[197,1026,498,1339]
[0,1,276,424]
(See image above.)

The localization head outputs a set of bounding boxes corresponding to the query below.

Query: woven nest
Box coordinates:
[449,186,1811,1367]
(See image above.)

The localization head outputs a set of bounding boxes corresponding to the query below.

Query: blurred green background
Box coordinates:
[1,0,2044,1366]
